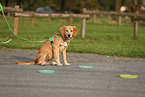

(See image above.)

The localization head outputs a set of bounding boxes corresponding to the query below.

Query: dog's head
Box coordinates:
[58,26,79,40]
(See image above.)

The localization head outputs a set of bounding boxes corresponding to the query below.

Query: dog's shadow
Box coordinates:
[13,56,34,62]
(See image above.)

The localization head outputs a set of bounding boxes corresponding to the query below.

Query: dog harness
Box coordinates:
[49,34,69,51]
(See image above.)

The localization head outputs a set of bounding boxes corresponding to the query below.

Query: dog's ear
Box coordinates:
[73,26,79,36]
[60,26,66,39]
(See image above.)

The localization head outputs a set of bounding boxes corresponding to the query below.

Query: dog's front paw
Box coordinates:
[57,63,63,66]
[65,63,70,66]
[52,62,57,65]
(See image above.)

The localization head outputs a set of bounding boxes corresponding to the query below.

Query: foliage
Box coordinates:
[0,0,144,13]
[122,0,143,13]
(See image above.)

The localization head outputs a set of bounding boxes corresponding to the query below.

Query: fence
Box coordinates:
[1,5,89,38]
[14,13,89,38]
[83,8,145,38]
[2,5,23,17]
[3,6,23,12]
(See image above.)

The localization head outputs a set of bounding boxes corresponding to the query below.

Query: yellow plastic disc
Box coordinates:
[120,74,138,79]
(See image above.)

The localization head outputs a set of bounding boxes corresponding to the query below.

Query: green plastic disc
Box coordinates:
[79,66,93,69]
[120,74,138,79]
[38,70,55,74]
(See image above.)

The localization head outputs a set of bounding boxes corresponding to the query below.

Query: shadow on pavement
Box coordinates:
[13,55,34,62]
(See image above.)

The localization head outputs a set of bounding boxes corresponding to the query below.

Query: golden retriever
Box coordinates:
[15,26,78,66]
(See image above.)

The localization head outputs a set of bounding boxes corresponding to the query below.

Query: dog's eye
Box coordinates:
[71,30,73,32]
[66,30,68,32]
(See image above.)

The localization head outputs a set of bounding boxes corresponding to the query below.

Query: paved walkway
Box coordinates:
[0,49,145,97]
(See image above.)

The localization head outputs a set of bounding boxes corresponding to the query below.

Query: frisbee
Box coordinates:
[120,74,138,79]
[79,66,93,69]
[38,70,55,74]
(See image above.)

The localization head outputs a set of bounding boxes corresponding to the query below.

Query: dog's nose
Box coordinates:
[68,34,71,37]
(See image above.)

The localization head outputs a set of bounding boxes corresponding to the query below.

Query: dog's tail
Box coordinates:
[15,61,35,65]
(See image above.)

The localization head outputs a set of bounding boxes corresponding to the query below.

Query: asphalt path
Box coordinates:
[0,49,145,97]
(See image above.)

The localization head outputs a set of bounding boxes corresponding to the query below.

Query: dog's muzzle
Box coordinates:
[66,34,72,40]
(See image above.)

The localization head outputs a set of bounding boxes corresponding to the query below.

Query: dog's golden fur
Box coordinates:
[15,26,78,66]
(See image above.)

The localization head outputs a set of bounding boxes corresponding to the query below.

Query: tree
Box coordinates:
[131,0,143,13]
[114,0,121,11]
[98,0,114,11]
[16,0,22,7]
[60,0,66,12]
[122,0,143,13]
[5,0,9,6]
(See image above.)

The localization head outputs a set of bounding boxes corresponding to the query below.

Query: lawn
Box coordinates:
[0,16,145,58]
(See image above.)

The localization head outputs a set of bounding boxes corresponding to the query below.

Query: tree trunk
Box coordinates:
[17,0,21,7]
[60,0,66,12]
[5,0,9,6]
[114,0,120,12]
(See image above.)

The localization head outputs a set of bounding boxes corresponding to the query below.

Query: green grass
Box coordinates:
[0,16,145,58]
